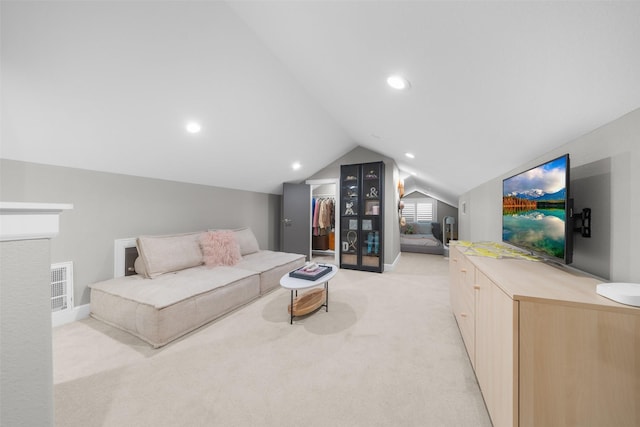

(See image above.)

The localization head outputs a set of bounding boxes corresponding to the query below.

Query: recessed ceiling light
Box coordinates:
[405,152,415,159]
[292,162,301,170]
[387,75,410,90]
[186,122,201,134]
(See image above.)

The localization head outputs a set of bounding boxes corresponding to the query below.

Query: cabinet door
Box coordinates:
[449,246,462,310]
[360,162,383,271]
[449,246,476,366]
[339,162,384,272]
[475,270,518,427]
[340,164,360,268]
[519,301,640,427]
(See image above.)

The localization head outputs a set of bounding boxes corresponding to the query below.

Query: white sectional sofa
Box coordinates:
[89,228,305,348]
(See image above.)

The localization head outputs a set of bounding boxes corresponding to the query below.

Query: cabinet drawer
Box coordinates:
[450,245,477,366]
[456,295,475,366]
[459,254,475,288]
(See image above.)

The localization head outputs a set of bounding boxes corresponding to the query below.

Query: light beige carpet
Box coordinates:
[53,253,492,426]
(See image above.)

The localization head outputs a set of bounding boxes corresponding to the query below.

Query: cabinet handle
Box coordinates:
[460,312,468,318]
[460,268,467,273]
[452,258,458,263]
[473,285,480,290]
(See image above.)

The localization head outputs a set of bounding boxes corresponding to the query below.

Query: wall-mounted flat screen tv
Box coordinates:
[502,154,573,264]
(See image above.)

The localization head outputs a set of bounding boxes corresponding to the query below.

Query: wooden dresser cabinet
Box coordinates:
[449,243,640,427]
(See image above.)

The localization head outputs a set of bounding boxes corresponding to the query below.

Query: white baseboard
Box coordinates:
[52,304,90,328]
[384,252,402,272]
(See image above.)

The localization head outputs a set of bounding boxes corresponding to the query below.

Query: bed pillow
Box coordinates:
[137,232,204,278]
[233,227,260,255]
[200,230,242,266]
[431,222,443,243]
[414,222,432,235]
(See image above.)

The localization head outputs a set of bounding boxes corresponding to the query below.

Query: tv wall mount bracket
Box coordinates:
[573,208,591,238]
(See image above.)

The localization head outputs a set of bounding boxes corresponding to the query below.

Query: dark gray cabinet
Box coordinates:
[340,162,384,272]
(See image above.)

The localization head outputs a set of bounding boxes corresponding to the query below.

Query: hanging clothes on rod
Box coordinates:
[312,196,335,251]
[312,197,334,236]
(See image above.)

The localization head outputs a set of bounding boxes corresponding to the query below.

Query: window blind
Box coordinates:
[401,198,436,222]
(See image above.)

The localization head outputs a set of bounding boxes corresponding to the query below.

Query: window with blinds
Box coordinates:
[416,202,433,221]
[401,204,415,222]
[401,198,436,222]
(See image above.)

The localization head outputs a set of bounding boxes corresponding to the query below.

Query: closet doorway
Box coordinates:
[307,179,339,266]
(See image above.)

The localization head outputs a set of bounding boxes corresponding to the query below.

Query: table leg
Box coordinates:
[325,281,329,312]
[290,289,294,324]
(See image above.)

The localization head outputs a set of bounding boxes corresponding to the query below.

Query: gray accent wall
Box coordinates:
[458,107,640,282]
[0,159,282,306]
[402,190,458,225]
[305,146,402,268]
[571,158,611,279]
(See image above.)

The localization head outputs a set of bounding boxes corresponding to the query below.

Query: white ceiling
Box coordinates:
[2,1,640,203]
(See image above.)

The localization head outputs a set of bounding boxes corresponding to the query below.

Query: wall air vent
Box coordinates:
[51,262,73,313]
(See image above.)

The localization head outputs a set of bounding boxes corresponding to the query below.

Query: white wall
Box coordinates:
[459,108,640,282]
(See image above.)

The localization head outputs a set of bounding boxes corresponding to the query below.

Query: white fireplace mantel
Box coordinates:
[0,202,74,242]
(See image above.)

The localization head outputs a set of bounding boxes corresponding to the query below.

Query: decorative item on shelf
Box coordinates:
[399,200,406,226]
[374,231,379,254]
[345,175,357,181]
[366,232,380,254]
[344,201,355,215]
[366,187,378,198]
[346,231,358,250]
[397,179,405,198]
[365,170,378,179]
[367,232,374,254]
[365,200,379,215]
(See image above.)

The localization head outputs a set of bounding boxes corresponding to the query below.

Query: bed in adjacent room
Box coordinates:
[400,222,444,255]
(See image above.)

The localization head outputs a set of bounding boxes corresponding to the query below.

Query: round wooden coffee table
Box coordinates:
[280,264,337,324]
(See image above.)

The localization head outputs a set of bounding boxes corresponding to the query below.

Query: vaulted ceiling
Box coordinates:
[2,1,640,204]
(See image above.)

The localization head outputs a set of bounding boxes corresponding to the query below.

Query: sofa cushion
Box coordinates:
[89,265,261,347]
[90,265,258,309]
[134,256,148,278]
[234,227,260,255]
[237,250,306,294]
[200,230,242,266]
[137,232,204,278]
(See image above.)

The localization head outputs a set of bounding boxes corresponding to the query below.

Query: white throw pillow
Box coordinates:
[234,227,260,255]
[137,232,204,278]
[134,256,148,278]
